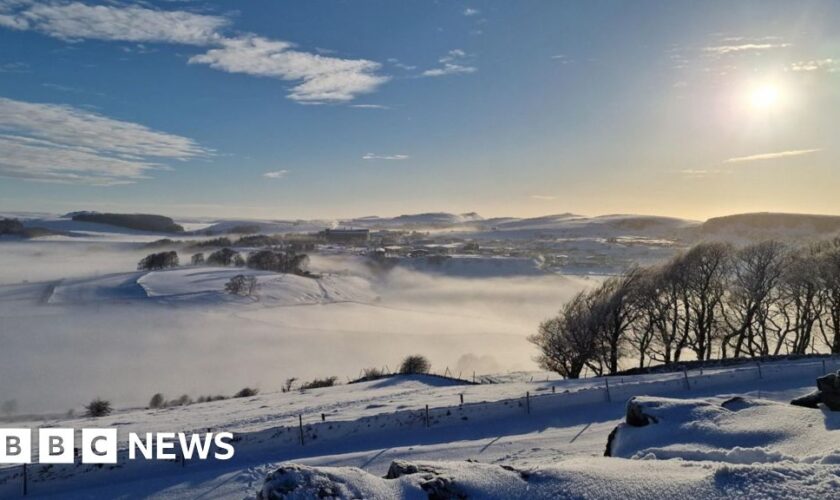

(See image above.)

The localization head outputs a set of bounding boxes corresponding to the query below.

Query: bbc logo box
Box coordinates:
[1,429,117,464]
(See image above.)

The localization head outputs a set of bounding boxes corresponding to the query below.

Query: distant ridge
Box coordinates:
[700,212,840,239]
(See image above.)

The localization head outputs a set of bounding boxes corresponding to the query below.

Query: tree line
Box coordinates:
[529,239,840,378]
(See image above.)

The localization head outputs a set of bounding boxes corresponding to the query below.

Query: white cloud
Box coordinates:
[530,195,556,200]
[703,42,791,55]
[188,36,389,103]
[0,1,390,104]
[790,59,839,73]
[724,149,821,163]
[0,97,208,185]
[263,170,289,179]
[350,104,390,109]
[422,49,477,77]
[0,0,226,45]
[464,8,480,16]
[362,153,409,161]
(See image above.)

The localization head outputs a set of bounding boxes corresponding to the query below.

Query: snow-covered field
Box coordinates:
[1,357,837,498]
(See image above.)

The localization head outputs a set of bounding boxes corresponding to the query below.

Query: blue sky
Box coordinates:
[0,0,838,220]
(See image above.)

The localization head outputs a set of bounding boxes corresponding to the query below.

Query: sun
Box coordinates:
[749,83,782,111]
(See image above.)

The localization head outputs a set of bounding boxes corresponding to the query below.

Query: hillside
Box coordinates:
[70,212,185,233]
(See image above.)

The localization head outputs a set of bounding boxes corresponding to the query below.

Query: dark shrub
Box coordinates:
[299,377,338,391]
[85,398,112,418]
[399,355,431,375]
[234,387,259,398]
[149,393,165,409]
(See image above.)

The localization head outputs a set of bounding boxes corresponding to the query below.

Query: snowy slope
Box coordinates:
[40,267,377,307]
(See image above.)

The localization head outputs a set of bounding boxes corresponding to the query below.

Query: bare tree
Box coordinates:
[817,238,840,353]
[588,268,645,374]
[529,291,600,378]
[681,242,731,361]
[775,245,824,354]
[721,241,786,358]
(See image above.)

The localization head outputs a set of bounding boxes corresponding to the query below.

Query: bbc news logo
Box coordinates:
[0,429,235,464]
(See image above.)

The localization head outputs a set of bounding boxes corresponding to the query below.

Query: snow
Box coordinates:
[2,357,840,498]
[610,395,840,464]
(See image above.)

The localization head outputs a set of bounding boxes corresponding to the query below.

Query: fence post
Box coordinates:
[552,385,555,394]
[425,405,430,427]
[605,378,611,403]
[683,368,690,390]
[526,391,531,414]
[459,393,463,405]
[822,359,827,374]
[22,463,27,496]
[757,362,763,379]
[298,415,304,445]
[321,413,326,422]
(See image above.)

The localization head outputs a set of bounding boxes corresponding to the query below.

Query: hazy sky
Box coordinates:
[0,0,838,221]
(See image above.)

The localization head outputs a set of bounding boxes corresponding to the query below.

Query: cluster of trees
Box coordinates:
[246,249,309,274]
[137,251,179,270]
[530,239,840,378]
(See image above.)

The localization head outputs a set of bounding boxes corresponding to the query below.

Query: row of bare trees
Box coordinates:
[530,239,840,378]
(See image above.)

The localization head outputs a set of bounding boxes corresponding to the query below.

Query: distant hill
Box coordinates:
[699,213,840,240]
[0,218,65,238]
[69,212,184,233]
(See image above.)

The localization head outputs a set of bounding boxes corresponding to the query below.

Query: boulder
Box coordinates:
[790,370,840,411]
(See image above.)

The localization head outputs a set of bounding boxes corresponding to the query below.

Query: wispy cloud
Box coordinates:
[362,153,409,161]
[350,104,390,109]
[387,58,416,71]
[679,169,730,178]
[0,61,29,73]
[703,42,791,55]
[724,149,822,163]
[530,195,556,200]
[263,170,289,179]
[0,1,389,104]
[464,8,480,16]
[0,97,208,185]
[422,49,477,77]
[790,58,839,73]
